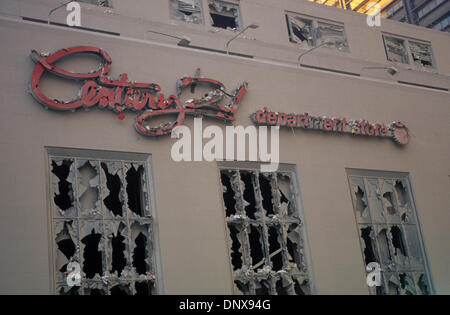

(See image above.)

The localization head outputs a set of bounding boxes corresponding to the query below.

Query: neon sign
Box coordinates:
[29,46,247,136]
[252,108,410,145]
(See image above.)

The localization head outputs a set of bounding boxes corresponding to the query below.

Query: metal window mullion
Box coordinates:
[235,170,255,293]
[272,174,290,269]
[253,171,271,269]
[72,157,85,295]
[98,159,110,294]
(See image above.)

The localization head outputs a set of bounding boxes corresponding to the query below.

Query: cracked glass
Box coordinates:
[347,170,433,295]
[219,165,312,295]
[49,154,157,295]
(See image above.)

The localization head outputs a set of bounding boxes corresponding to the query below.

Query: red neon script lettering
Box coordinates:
[30,46,248,136]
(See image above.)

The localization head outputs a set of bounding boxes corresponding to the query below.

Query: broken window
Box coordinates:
[408,41,434,68]
[78,0,113,7]
[383,35,409,64]
[347,170,433,295]
[170,0,204,24]
[49,150,158,295]
[219,163,313,295]
[286,12,349,51]
[208,0,242,31]
[383,34,435,69]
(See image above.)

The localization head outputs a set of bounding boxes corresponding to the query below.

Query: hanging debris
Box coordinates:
[220,167,311,295]
[170,0,204,24]
[208,0,241,30]
[348,173,432,295]
[50,156,157,295]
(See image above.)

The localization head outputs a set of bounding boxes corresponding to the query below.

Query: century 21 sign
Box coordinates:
[29,46,247,136]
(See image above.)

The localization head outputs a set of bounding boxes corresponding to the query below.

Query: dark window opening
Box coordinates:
[248,225,265,268]
[220,171,237,217]
[228,223,243,270]
[133,232,148,275]
[259,174,275,216]
[111,228,127,277]
[52,159,74,211]
[126,165,145,216]
[81,229,103,279]
[101,162,123,216]
[135,281,154,295]
[241,171,258,219]
[268,226,283,271]
[361,226,377,264]
[210,13,237,29]
[391,226,408,256]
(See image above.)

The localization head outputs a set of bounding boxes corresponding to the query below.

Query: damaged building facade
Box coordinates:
[0,0,449,295]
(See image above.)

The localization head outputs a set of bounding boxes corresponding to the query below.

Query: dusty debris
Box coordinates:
[170,0,204,24]
[220,168,311,295]
[348,174,432,295]
[208,0,241,30]
[50,156,157,295]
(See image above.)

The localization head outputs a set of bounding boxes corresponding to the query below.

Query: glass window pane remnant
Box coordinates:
[316,21,349,51]
[347,170,433,295]
[408,41,434,68]
[285,13,349,50]
[383,35,409,64]
[286,15,315,46]
[170,0,204,24]
[50,153,158,295]
[208,0,241,30]
[219,165,312,295]
[78,0,113,7]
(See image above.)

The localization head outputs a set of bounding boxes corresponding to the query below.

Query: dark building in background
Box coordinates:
[309,0,450,32]
[384,0,450,32]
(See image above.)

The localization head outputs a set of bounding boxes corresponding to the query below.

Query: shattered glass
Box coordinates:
[208,0,241,30]
[170,0,204,24]
[286,15,315,46]
[348,173,432,295]
[50,156,157,295]
[286,13,349,50]
[383,35,409,64]
[408,41,434,68]
[316,21,349,50]
[220,167,311,295]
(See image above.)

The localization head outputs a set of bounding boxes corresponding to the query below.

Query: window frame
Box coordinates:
[169,0,205,25]
[45,147,163,295]
[382,33,437,70]
[285,11,350,52]
[207,0,243,31]
[346,168,434,295]
[218,161,315,295]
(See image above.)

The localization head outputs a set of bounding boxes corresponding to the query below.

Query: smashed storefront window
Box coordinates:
[50,153,158,295]
[286,13,348,51]
[208,0,241,30]
[219,165,312,295]
[348,170,433,295]
[170,0,204,24]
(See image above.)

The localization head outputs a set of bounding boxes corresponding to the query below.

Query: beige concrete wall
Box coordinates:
[0,0,448,294]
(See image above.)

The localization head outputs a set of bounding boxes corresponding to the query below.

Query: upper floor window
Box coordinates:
[78,0,113,7]
[382,34,435,69]
[285,12,349,51]
[170,0,204,24]
[208,0,242,31]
